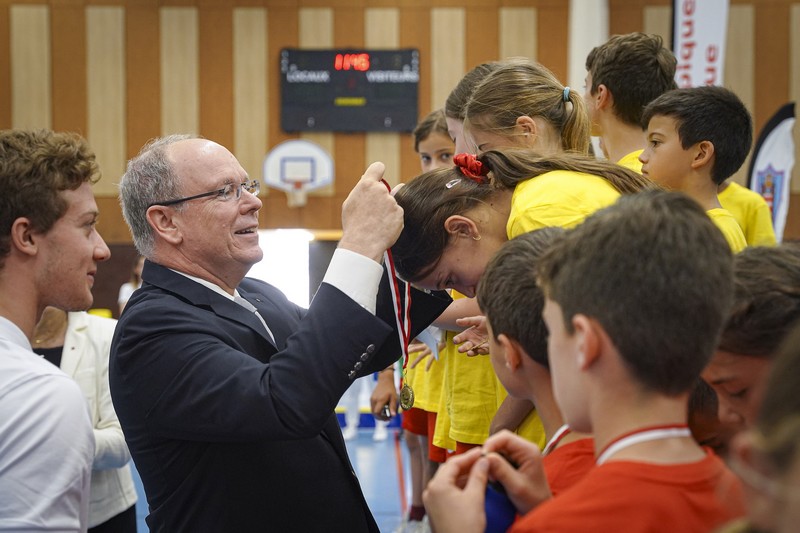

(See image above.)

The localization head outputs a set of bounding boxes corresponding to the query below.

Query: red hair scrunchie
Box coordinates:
[453,153,489,184]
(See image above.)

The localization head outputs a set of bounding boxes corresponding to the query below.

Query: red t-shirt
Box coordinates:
[542,437,595,496]
[511,449,745,533]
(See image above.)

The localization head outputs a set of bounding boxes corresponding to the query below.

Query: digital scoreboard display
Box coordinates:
[280,48,419,133]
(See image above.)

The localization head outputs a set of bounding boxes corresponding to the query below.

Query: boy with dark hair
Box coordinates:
[640,85,751,251]
[477,227,594,496]
[423,190,745,533]
[584,33,677,169]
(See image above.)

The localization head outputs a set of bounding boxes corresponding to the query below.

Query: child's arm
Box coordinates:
[490,397,536,435]
[432,297,481,331]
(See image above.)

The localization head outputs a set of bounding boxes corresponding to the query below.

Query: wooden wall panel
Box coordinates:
[400,6,431,183]
[263,7,298,229]
[536,3,568,83]
[125,3,160,159]
[365,8,402,187]
[1,0,798,241]
[0,4,10,129]
[160,7,199,135]
[325,5,364,227]
[299,7,335,228]
[199,4,233,148]
[465,7,498,68]
[499,7,536,61]
[233,7,268,186]
[608,0,643,36]
[725,5,755,112]
[11,5,50,129]
[431,8,465,109]
[87,6,126,196]
[642,5,669,40]
[51,4,86,133]
[725,5,755,187]
[754,2,789,135]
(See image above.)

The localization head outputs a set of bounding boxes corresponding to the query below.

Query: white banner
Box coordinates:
[748,103,796,242]
[673,0,729,87]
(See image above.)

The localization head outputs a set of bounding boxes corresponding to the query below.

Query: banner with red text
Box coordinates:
[673,0,729,87]
[748,103,796,242]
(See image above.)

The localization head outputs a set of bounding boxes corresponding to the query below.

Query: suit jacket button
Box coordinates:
[366,344,375,354]
[354,362,363,370]
[347,370,356,379]
[360,353,369,362]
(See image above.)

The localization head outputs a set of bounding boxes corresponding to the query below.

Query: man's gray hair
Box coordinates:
[119,134,198,256]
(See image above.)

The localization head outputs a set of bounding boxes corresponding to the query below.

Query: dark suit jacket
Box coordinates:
[110,260,449,532]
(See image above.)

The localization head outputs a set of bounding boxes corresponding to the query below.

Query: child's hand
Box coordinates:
[482,430,553,514]
[370,370,397,420]
[408,341,445,371]
[453,316,489,356]
[424,448,488,533]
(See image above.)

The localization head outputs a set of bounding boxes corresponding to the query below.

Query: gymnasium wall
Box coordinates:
[1,0,798,243]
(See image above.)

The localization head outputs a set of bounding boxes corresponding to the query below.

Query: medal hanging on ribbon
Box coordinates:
[386,256,413,411]
[381,179,414,411]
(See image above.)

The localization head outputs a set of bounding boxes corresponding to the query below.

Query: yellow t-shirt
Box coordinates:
[436,171,623,451]
[434,291,503,447]
[718,181,777,246]
[507,170,622,235]
[502,170,620,449]
[617,150,644,173]
[707,208,748,253]
[432,328,456,451]
[432,292,546,450]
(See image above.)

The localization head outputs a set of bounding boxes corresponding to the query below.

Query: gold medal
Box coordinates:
[399,384,415,411]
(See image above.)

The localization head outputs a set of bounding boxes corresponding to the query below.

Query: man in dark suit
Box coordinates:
[110,134,450,532]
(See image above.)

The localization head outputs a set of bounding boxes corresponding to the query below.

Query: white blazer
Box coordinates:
[64,312,138,528]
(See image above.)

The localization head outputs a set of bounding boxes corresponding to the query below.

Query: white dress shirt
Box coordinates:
[0,316,94,532]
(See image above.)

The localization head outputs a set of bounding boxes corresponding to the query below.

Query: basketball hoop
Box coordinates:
[263,140,334,209]
[287,182,309,208]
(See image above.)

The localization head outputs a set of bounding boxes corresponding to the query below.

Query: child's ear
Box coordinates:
[594,84,612,110]
[515,115,538,138]
[497,334,523,371]
[444,215,479,239]
[572,314,602,370]
[691,140,715,170]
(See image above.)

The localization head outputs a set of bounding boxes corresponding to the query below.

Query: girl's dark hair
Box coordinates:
[717,243,800,356]
[392,148,656,282]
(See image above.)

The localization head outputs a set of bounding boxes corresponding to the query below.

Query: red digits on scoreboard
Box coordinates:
[334,53,370,71]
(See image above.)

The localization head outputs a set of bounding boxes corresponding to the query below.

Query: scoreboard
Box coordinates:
[280,48,419,133]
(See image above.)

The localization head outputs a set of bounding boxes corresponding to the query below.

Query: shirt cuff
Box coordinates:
[322,248,383,315]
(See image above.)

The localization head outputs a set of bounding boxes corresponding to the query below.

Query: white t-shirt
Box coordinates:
[117,282,139,307]
[0,316,95,532]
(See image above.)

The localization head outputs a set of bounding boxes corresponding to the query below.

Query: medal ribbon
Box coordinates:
[379,179,412,383]
[542,424,572,456]
[595,424,692,465]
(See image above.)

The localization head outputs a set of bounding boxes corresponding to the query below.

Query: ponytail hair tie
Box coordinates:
[453,153,489,183]
[563,86,570,103]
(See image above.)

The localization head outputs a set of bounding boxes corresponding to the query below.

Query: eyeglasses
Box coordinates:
[149,179,260,208]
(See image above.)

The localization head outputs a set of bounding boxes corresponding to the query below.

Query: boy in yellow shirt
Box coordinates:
[584,33,677,171]
[639,86,750,252]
